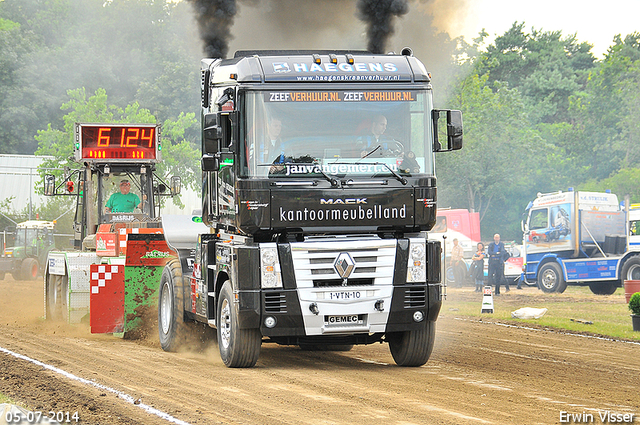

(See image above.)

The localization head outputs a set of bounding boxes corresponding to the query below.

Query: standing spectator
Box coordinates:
[451,238,465,287]
[487,233,510,295]
[471,242,485,292]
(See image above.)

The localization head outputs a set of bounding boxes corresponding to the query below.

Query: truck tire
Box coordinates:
[621,256,640,281]
[445,266,455,285]
[387,320,436,367]
[588,281,618,295]
[158,260,188,352]
[217,280,261,368]
[537,262,567,293]
[21,258,39,280]
[45,271,68,321]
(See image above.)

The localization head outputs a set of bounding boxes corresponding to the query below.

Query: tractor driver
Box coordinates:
[105,180,142,213]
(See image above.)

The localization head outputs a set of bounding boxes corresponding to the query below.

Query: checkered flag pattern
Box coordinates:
[91,265,119,294]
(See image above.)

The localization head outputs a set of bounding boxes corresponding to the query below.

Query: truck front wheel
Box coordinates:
[217,281,261,368]
[537,262,567,293]
[158,260,187,352]
[387,320,436,367]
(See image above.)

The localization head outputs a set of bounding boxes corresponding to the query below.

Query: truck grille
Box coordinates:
[264,292,287,313]
[404,287,426,308]
[290,238,396,288]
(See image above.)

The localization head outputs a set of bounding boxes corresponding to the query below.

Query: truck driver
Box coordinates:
[104,180,142,213]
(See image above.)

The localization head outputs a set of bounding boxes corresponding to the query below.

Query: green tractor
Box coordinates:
[0,220,56,280]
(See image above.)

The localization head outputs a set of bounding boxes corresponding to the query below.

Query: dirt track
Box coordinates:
[1,276,639,425]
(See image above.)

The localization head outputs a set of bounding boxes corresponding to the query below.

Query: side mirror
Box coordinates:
[170,176,182,195]
[202,113,222,154]
[44,174,55,196]
[433,109,463,152]
[201,154,220,172]
[446,110,463,151]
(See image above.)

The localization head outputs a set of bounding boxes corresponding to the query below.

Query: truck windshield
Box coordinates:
[239,89,434,178]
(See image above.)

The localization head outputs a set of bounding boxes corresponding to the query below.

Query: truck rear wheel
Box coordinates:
[387,320,436,367]
[21,258,38,280]
[588,281,618,295]
[158,260,187,352]
[537,262,567,293]
[45,271,68,321]
[217,281,261,367]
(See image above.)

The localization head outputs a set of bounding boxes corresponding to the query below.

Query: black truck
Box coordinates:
[158,49,463,367]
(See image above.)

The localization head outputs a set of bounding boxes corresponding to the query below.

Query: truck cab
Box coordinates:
[158,50,463,368]
[521,190,639,294]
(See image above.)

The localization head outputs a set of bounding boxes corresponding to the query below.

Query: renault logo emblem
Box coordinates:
[333,252,355,279]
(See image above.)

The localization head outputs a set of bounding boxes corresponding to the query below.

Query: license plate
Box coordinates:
[328,291,361,300]
[325,315,364,325]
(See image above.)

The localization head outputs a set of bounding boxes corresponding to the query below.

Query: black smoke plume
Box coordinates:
[189,0,237,58]
[356,0,409,54]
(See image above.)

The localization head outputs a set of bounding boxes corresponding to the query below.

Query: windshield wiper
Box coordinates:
[329,161,408,185]
[373,161,407,185]
[358,145,381,161]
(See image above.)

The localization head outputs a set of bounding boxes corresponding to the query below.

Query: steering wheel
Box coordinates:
[386,140,405,157]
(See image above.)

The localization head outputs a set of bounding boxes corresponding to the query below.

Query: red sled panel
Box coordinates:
[90,264,125,333]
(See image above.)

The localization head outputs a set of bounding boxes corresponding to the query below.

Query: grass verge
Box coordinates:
[444,285,640,342]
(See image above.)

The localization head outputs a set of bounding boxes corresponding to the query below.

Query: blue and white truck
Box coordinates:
[521,190,640,294]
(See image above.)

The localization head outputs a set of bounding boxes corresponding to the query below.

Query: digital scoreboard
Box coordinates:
[75,123,160,162]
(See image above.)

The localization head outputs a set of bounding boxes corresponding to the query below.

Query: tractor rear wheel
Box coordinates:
[45,271,68,322]
[158,260,188,352]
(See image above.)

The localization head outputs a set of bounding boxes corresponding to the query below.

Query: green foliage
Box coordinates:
[0,0,200,155]
[437,72,549,239]
[33,87,200,206]
[569,33,640,181]
[580,168,640,202]
[158,112,200,192]
[442,24,640,240]
[629,292,640,316]
[3,2,640,242]
[34,87,155,177]
[476,22,596,125]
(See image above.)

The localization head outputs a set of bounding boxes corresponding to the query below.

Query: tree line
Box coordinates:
[1,0,639,240]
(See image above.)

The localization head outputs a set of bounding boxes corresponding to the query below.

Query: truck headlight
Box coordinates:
[407,239,426,283]
[260,244,282,289]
